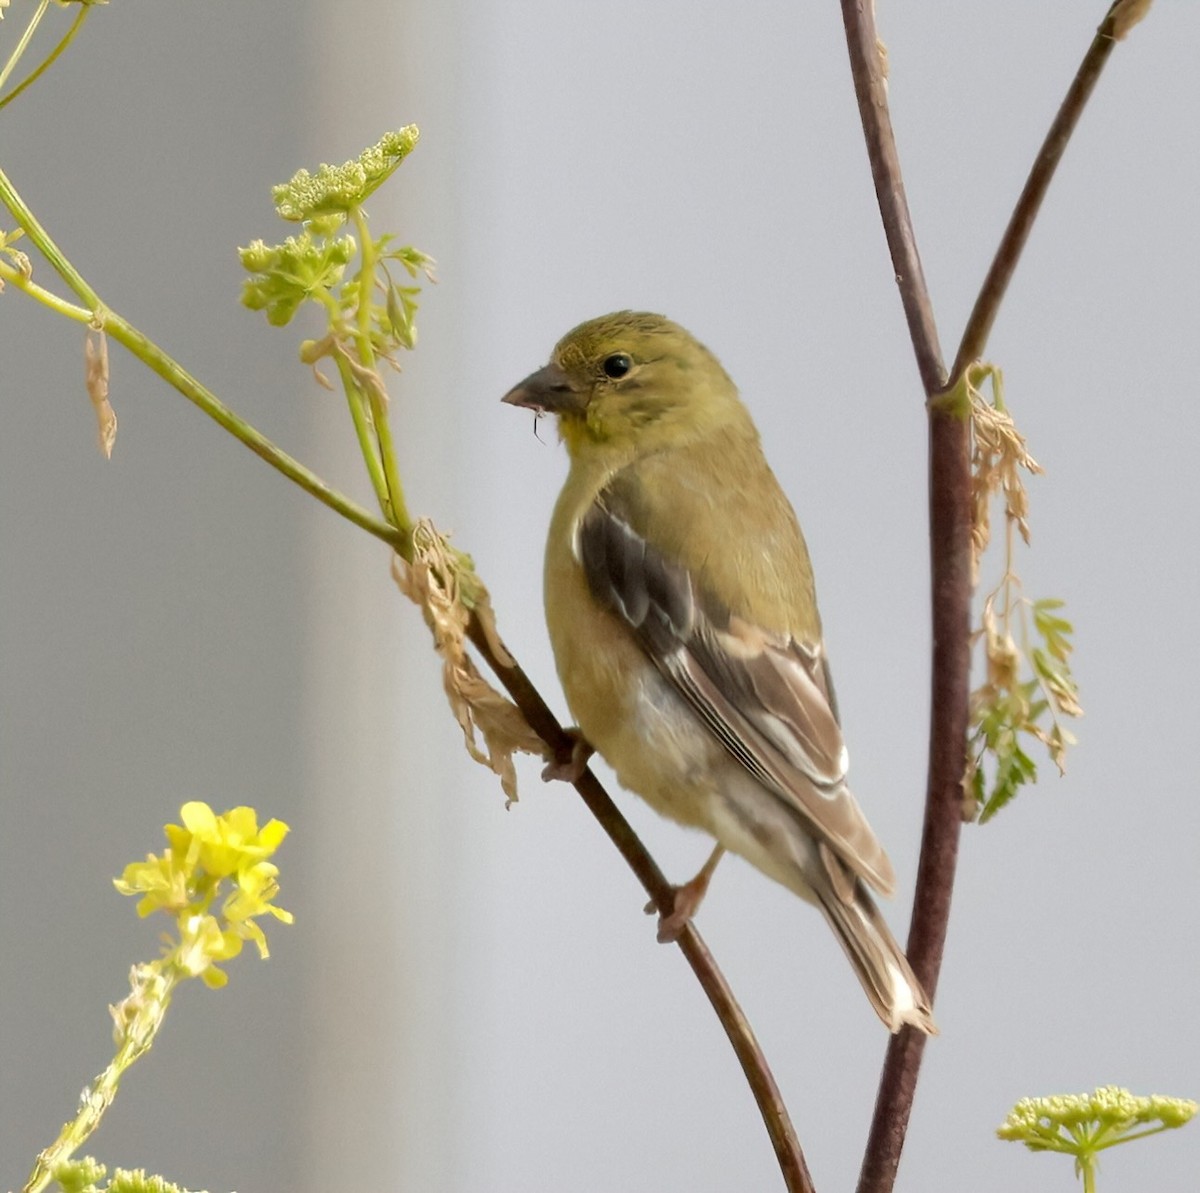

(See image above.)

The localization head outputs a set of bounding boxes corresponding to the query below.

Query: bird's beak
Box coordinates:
[501,363,587,415]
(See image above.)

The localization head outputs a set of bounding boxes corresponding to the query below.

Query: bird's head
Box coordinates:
[503,311,749,459]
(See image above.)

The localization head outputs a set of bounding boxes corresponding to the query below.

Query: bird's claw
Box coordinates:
[644,845,726,943]
[645,889,702,944]
[541,728,594,783]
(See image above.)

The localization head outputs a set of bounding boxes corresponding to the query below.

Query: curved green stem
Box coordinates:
[2,139,814,1193]
[368,374,409,529]
[0,164,402,549]
[1080,1157,1097,1193]
[0,257,91,321]
[307,287,391,516]
[100,308,405,550]
[0,161,101,307]
[0,0,51,94]
[23,967,183,1193]
[350,208,377,366]
[1094,1123,1175,1151]
[0,1,89,112]
[350,204,410,532]
[332,351,392,518]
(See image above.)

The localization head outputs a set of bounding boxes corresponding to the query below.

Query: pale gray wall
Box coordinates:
[2,3,1197,1192]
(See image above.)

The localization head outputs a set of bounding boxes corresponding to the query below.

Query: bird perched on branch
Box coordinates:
[503,311,935,1035]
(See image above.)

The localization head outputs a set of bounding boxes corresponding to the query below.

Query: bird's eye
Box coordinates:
[602,353,633,380]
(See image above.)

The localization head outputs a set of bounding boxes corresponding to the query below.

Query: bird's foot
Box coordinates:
[645,845,726,943]
[541,728,594,783]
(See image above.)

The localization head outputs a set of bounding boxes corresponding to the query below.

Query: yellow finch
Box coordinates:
[503,311,935,1034]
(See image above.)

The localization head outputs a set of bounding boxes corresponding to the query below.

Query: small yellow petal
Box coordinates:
[180,802,218,839]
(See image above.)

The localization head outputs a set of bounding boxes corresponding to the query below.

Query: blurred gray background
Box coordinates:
[2,2,1197,1191]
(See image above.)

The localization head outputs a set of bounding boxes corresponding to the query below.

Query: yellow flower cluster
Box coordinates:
[114,802,292,989]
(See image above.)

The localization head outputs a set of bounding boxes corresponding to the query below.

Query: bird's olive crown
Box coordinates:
[554,310,721,384]
[547,311,748,444]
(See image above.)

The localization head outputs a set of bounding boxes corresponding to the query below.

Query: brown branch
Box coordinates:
[838,2,946,397]
[467,618,816,1193]
[839,5,968,1193]
[841,5,1139,1193]
[952,4,1127,381]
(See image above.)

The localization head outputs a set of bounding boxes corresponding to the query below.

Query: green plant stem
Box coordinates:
[351,205,411,532]
[0,0,50,94]
[350,208,377,364]
[0,161,100,307]
[0,258,91,321]
[1081,1157,1097,1193]
[369,380,410,529]
[1097,1124,1176,1149]
[307,286,391,516]
[332,351,392,518]
[2,140,812,1193]
[0,165,404,551]
[0,0,89,112]
[101,308,405,550]
[23,969,182,1193]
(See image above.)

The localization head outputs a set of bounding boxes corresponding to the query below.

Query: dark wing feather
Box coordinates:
[578,496,895,895]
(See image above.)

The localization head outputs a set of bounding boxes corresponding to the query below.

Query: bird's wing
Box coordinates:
[577,494,895,895]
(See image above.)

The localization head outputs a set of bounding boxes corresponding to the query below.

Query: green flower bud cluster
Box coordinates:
[238,129,433,364]
[998,1086,1196,1191]
[53,1157,200,1193]
[239,231,356,327]
[235,129,433,535]
[271,125,419,221]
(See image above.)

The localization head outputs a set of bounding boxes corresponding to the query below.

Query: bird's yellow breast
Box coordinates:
[543,464,725,827]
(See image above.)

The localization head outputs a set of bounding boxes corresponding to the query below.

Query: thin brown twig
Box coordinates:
[839,4,968,1193]
[3,157,811,1189]
[951,4,1127,382]
[838,2,945,397]
[467,618,816,1193]
[841,4,1138,1193]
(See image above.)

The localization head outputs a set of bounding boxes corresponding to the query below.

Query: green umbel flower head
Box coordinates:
[998,1086,1196,1191]
[271,126,419,221]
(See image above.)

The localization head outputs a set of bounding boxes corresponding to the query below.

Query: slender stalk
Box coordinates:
[0,0,50,94]
[467,619,816,1193]
[951,4,1126,382]
[0,162,100,308]
[100,308,405,550]
[0,1,90,112]
[839,5,968,1193]
[1081,1158,1097,1193]
[841,5,1137,1192]
[837,2,944,397]
[333,351,393,519]
[23,968,182,1193]
[305,287,391,517]
[4,155,810,1189]
[0,257,92,321]
[0,166,403,550]
[351,205,411,531]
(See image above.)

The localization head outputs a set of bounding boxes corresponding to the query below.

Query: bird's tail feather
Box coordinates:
[815,869,937,1035]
